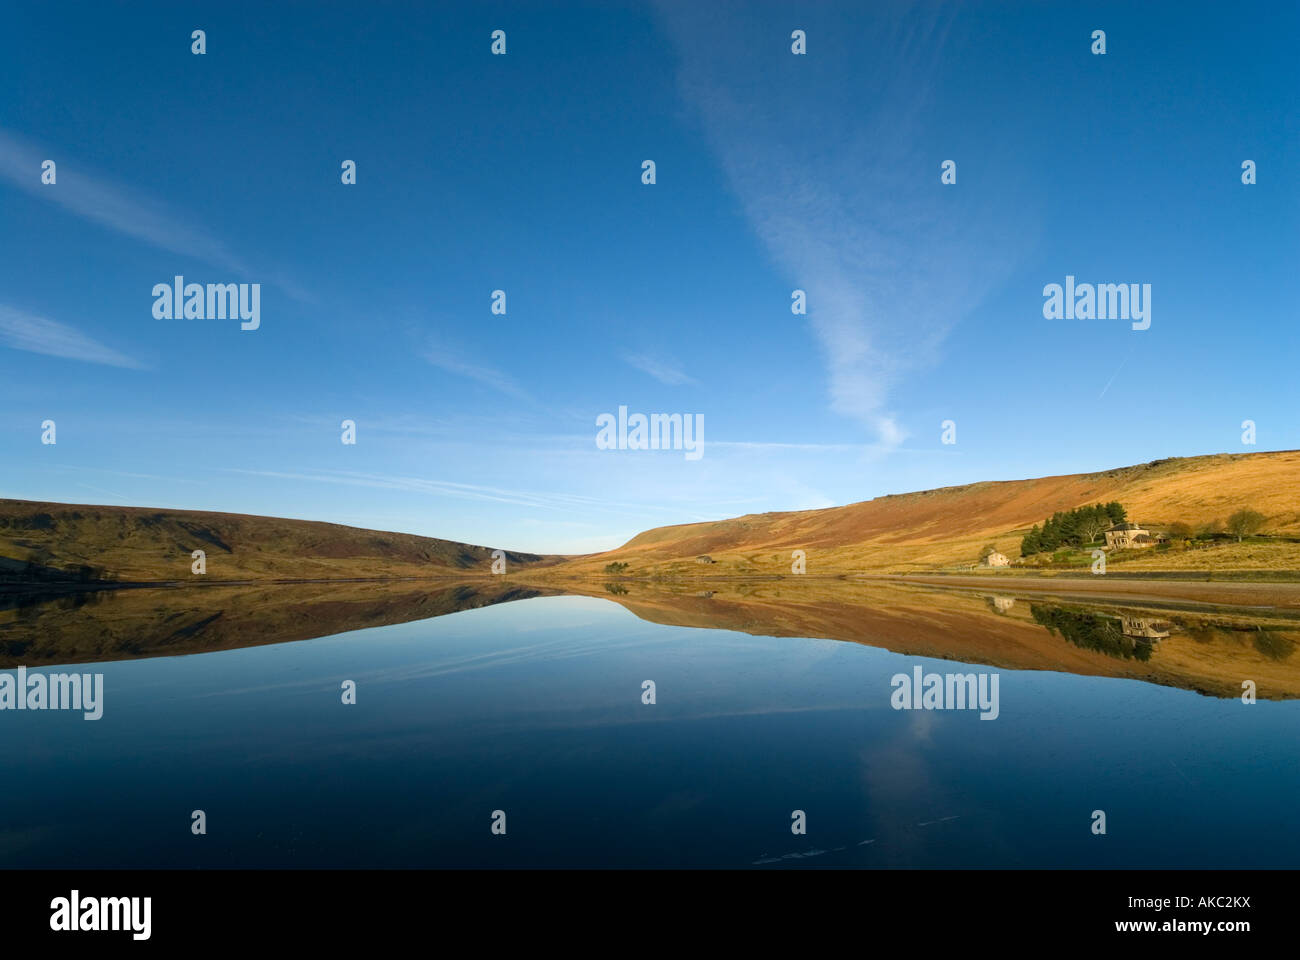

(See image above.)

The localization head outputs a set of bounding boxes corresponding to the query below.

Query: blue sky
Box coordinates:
[1,1,1296,553]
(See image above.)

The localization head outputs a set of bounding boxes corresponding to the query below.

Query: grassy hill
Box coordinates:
[3,450,1297,585]
[0,499,562,583]
[548,450,1300,577]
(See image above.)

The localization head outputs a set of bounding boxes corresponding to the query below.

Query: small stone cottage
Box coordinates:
[1104,522,1153,549]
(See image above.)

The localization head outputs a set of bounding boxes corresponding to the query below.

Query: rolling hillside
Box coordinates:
[0,499,561,583]
[551,450,1300,577]
[3,450,1297,585]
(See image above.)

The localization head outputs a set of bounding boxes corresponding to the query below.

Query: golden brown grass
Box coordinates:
[0,498,563,583]
[3,450,1297,585]
[545,450,1300,578]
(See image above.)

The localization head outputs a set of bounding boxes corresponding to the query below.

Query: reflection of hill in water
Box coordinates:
[2,578,1298,699]
[0,581,560,667]
[573,580,1300,700]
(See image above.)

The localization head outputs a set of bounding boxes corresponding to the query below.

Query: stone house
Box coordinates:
[1104,522,1153,549]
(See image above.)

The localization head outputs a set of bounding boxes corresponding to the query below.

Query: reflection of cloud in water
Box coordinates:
[195,632,662,699]
[855,718,951,862]
[905,706,938,745]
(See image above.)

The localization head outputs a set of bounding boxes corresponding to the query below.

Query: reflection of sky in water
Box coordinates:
[2,596,1298,868]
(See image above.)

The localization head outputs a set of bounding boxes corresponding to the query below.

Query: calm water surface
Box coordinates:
[2,590,1298,868]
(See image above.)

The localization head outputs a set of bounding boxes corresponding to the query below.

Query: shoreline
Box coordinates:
[868,573,1300,610]
[9,570,1300,612]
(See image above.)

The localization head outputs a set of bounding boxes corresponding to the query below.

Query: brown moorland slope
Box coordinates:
[0,499,563,583]
[550,450,1300,576]
[3,450,1297,585]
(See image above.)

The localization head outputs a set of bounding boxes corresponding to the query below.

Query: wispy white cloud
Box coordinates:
[282,412,457,437]
[0,128,247,272]
[46,465,194,483]
[657,2,1028,449]
[0,304,143,369]
[0,127,311,300]
[75,482,129,502]
[624,352,697,386]
[708,440,866,452]
[423,340,531,401]
[1097,349,1133,400]
[225,467,697,520]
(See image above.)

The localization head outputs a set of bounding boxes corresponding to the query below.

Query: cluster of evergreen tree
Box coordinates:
[1020,502,1126,556]
[1030,604,1152,662]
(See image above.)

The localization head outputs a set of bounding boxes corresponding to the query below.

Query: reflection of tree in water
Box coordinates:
[3,588,112,656]
[7,587,108,617]
[1181,622,1220,644]
[1167,618,1295,661]
[1030,604,1153,661]
[1253,629,1296,661]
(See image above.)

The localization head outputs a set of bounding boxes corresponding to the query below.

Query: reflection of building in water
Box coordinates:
[1121,616,1172,639]
[992,597,1016,612]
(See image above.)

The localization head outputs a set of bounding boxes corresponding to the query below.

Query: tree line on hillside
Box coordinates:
[1168,510,1267,543]
[1020,503,1126,556]
[1021,504,1271,557]
[1134,510,1268,545]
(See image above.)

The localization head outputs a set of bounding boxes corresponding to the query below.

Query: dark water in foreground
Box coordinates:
[2,585,1298,868]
